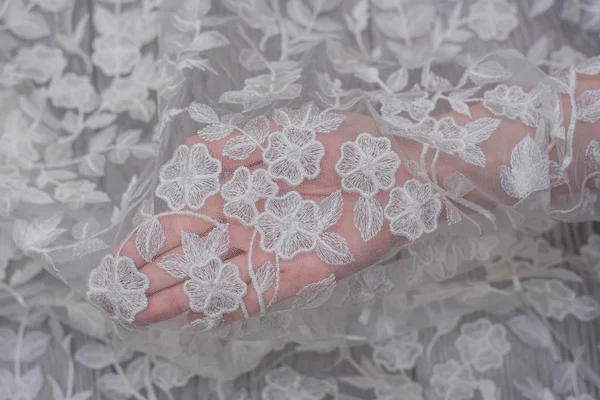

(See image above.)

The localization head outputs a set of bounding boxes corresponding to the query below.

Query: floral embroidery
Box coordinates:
[87,255,149,324]
[384,179,442,241]
[47,73,99,112]
[262,366,331,400]
[401,117,500,167]
[183,257,247,318]
[263,127,325,186]
[468,0,518,41]
[159,227,229,280]
[483,85,539,126]
[256,192,320,260]
[156,143,221,211]
[14,44,66,84]
[92,33,141,76]
[455,318,511,372]
[222,167,278,226]
[335,133,400,196]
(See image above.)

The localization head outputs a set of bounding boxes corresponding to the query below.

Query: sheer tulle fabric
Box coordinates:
[3,1,600,399]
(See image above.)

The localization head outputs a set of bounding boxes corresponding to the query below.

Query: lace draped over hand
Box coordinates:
[4,1,600,399]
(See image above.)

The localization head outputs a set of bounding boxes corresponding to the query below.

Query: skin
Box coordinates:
[116,74,599,327]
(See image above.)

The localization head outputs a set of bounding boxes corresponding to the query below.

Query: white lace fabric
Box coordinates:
[3,1,600,399]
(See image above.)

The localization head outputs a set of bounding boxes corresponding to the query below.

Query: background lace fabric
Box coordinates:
[2,0,600,399]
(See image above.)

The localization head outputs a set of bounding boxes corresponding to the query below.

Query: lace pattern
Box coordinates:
[2,0,600,399]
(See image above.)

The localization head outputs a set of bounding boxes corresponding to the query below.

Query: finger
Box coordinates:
[115,194,225,268]
[186,118,280,171]
[134,251,254,326]
[140,244,242,295]
[188,253,337,325]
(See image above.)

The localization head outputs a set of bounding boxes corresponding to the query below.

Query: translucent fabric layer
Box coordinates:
[3,1,600,399]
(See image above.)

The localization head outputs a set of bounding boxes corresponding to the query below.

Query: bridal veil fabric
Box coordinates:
[2,0,600,399]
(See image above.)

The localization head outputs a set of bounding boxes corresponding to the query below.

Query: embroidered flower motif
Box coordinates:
[183,257,247,318]
[101,78,155,122]
[468,0,518,41]
[87,255,149,324]
[430,359,477,400]
[222,167,278,226]
[159,227,229,280]
[400,117,500,167]
[335,133,400,196]
[47,73,99,112]
[14,44,66,84]
[92,33,141,76]
[384,179,442,241]
[372,332,423,372]
[263,127,325,186]
[455,318,511,372]
[262,366,330,400]
[483,85,538,126]
[256,192,320,260]
[156,143,221,211]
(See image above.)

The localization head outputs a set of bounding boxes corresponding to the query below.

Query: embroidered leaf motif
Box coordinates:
[273,102,346,133]
[499,136,550,199]
[444,172,475,197]
[373,5,435,39]
[198,123,235,141]
[97,373,133,399]
[205,224,230,258]
[5,6,51,40]
[318,190,343,230]
[478,380,501,400]
[575,56,600,75]
[527,36,550,64]
[585,140,600,170]
[448,98,471,117]
[89,126,117,153]
[135,218,166,263]
[577,90,600,123]
[386,68,408,92]
[354,195,383,241]
[552,362,578,395]
[255,262,276,294]
[469,61,511,85]
[9,260,43,286]
[293,273,337,309]
[12,214,66,252]
[507,315,553,349]
[188,103,220,124]
[158,254,188,279]
[0,328,50,362]
[243,115,270,144]
[316,232,354,265]
[188,31,230,53]
[223,136,257,160]
[529,0,553,18]
[571,296,600,321]
[444,200,462,225]
[464,118,501,144]
[75,342,115,369]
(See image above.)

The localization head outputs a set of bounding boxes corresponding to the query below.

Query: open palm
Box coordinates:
[113,105,408,328]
